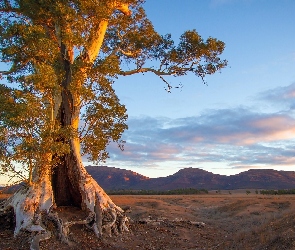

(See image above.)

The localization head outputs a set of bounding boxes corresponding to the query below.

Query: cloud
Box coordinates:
[260,82,295,111]
[161,109,295,146]
[105,83,295,174]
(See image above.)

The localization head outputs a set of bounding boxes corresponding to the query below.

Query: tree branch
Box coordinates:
[119,67,172,76]
[118,48,141,57]
[119,67,175,92]
[84,2,131,64]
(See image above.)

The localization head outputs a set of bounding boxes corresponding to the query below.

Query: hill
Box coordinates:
[86,166,295,191]
[86,165,150,190]
[1,167,294,193]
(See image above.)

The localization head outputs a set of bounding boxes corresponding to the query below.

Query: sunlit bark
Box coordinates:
[51,0,131,203]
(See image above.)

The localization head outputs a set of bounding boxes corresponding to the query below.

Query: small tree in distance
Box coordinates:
[0,0,227,247]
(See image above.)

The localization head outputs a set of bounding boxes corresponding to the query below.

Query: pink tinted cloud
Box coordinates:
[208,115,295,146]
[250,116,293,130]
[285,90,295,98]
[246,116,295,143]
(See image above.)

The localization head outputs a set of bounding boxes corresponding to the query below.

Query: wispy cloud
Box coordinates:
[260,82,295,111]
[105,83,295,175]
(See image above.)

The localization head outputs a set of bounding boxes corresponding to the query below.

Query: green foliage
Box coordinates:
[0,84,69,183]
[80,77,128,162]
[107,5,227,90]
[260,189,295,195]
[0,0,227,183]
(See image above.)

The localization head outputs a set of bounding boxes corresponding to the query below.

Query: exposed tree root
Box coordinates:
[0,158,131,249]
[0,184,130,250]
[30,231,51,250]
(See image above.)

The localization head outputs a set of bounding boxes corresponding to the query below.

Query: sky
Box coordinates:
[1,1,295,184]
[101,0,295,178]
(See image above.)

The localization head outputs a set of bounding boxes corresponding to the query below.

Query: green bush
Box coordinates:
[260,189,295,195]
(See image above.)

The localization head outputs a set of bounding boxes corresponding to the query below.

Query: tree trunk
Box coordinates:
[51,42,82,207]
[0,5,133,246]
[51,96,83,207]
[0,43,129,250]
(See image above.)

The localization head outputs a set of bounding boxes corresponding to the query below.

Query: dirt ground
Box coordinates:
[1,191,295,250]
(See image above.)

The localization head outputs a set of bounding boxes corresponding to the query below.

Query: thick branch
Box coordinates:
[84,2,131,64]
[85,20,109,63]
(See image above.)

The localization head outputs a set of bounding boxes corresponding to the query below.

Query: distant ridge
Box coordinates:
[86,166,295,191]
[1,167,294,193]
[86,165,149,190]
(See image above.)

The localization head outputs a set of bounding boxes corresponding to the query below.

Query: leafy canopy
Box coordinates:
[0,0,227,183]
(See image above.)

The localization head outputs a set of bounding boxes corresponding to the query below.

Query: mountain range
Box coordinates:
[1,166,294,193]
[86,166,295,191]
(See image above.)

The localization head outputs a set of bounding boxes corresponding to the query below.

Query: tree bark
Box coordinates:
[51,95,83,207]
[0,4,132,248]
[51,41,83,207]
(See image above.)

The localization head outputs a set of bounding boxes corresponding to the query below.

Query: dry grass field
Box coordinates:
[1,191,295,249]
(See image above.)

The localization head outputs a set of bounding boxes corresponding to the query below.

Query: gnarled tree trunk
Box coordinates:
[1,134,129,249]
[51,41,83,207]
[0,3,132,249]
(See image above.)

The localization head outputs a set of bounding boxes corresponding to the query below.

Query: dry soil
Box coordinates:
[1,191,295,250]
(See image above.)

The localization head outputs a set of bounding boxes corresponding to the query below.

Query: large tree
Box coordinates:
[0,0,227,248]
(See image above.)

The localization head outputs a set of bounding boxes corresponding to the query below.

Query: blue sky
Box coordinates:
[0,1,294,185]
[101,0,295,177]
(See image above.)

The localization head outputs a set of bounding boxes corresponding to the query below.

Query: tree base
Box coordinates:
[0,179,130,250]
